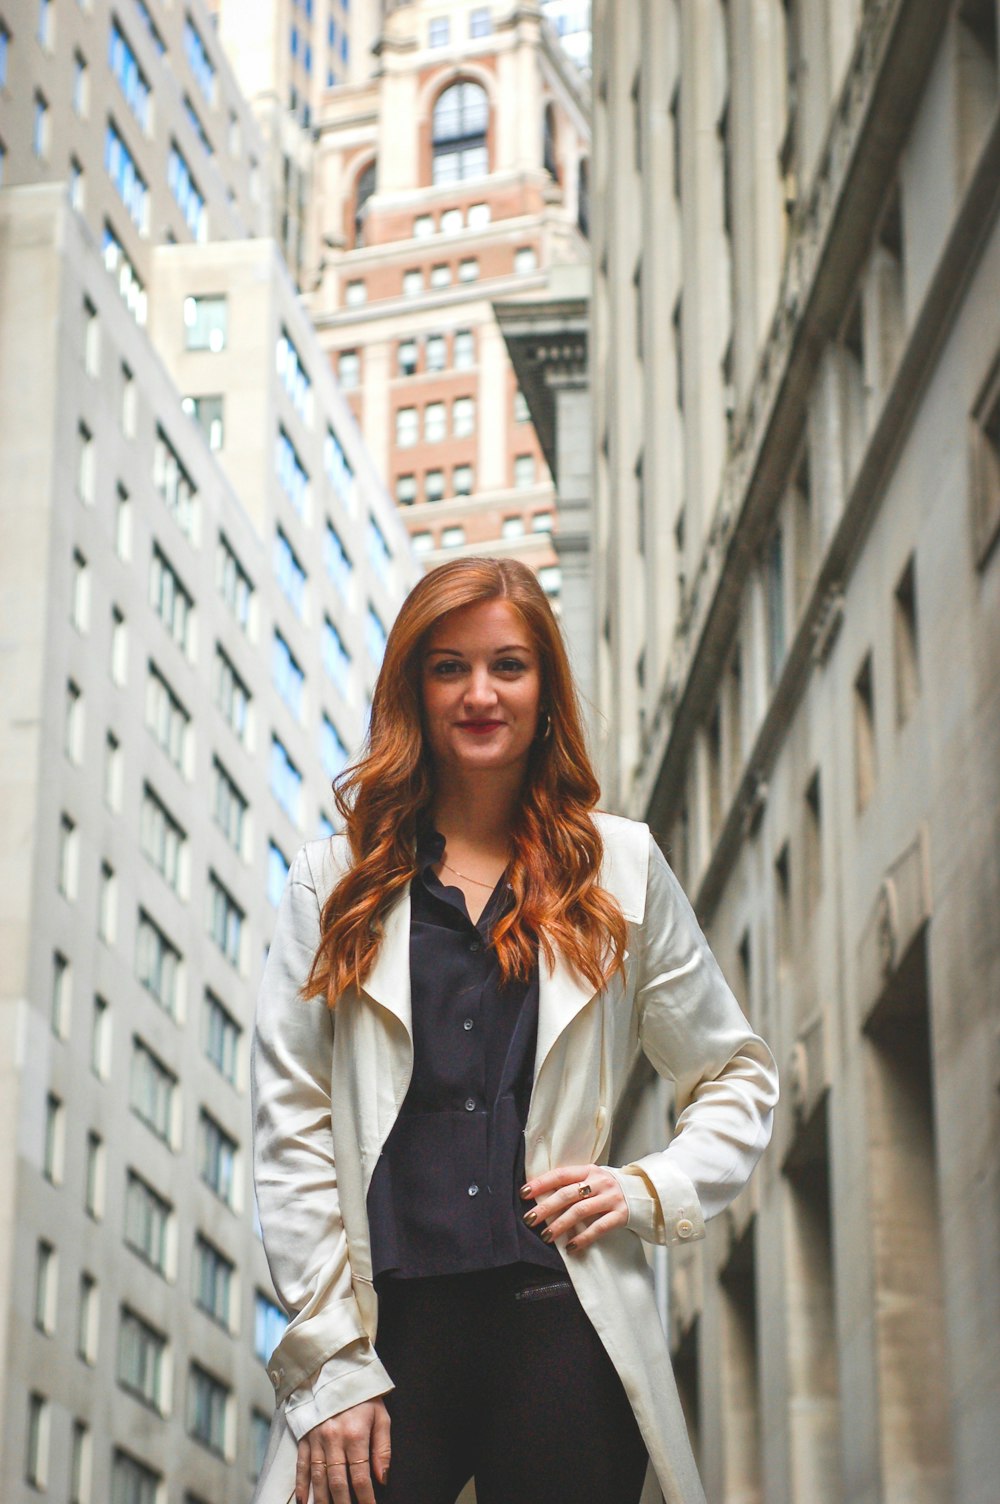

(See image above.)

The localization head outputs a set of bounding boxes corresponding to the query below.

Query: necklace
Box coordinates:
[440,857,507,890]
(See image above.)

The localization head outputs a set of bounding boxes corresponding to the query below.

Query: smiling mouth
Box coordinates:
[457,720,505,731]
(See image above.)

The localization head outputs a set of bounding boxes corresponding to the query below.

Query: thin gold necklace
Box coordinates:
[440,857,507,890]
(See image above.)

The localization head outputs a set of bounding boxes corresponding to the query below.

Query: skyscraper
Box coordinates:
[0,3,416,1499]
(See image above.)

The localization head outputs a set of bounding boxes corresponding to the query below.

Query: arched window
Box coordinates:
[432,82,488,185]
[353,160,376,247]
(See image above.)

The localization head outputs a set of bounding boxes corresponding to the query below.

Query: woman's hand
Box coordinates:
[295,1397,391,1504]
[521,1164,628,1253]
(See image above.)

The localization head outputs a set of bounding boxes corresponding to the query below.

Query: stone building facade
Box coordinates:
[591,2,1000,1502]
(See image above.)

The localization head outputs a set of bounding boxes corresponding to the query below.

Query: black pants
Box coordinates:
[372,1264,649,1504]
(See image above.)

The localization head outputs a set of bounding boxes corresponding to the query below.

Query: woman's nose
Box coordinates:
[463,667,498,707]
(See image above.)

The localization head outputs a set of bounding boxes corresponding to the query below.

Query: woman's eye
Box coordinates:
[431,660,464,676]
[496,659,526,674]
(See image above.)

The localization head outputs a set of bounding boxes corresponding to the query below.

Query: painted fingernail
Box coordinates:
[520,1184,532,1197]
[566,1240,578,1253]
[522,1209,538,1226]
[540,1227,554,1244]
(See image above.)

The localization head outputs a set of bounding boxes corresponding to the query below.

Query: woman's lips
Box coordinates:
[457,720,505,734]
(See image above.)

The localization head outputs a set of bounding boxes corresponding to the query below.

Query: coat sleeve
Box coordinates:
[612,833,779,1247]
[252,845,393,1420]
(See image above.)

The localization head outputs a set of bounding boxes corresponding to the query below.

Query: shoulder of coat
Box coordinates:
[592,812,649,923]
[298,832,352,901]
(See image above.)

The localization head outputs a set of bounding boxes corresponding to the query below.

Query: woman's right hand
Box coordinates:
[295,1397,391,1504]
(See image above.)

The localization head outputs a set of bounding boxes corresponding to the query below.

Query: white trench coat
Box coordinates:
[251,813,778,1504]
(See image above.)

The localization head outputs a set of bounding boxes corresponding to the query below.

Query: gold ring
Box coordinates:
[578,1181,593,1199]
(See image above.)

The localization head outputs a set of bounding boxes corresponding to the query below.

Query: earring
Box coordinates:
[537,709,553,742]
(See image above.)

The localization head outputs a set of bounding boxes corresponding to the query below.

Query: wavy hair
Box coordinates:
[302,557,627,1005]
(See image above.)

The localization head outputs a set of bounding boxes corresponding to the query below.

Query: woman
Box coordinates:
[252,558,778,1504]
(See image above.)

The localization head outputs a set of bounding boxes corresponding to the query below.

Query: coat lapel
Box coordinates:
[535,945,598,1082]
[359,884,413,1039]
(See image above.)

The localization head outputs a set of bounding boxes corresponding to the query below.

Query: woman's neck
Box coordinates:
[430,769,523,855]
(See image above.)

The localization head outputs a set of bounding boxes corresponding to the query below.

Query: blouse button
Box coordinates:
[465,1097,476,1112]
[463,1017,474,1031]
[468,1183,479,1196]
[468,938,483,953]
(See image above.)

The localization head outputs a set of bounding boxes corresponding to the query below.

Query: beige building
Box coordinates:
[589,1,1000,1502]
[294,0,591,583]
[0,6,418,1502]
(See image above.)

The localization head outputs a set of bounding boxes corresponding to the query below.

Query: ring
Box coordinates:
[577,1182,593,1199]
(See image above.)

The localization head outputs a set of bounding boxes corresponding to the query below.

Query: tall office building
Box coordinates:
[540,0,591,76]
[588,2,1000,1501]
[0,3,417,1501]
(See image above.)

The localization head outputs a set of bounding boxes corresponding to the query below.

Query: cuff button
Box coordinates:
[677,1218,694,1239]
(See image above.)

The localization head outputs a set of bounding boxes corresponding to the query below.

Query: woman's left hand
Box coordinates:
[520,1164,628,1253]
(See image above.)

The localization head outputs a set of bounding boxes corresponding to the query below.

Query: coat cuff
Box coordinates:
[608,1158,706,1247]
[266,1296,370,1406]
[283,1343,394,1441]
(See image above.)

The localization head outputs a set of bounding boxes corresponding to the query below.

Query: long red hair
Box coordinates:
[302,557,627,1005]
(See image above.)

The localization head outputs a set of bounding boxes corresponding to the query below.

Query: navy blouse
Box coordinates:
[365,826,564,1281]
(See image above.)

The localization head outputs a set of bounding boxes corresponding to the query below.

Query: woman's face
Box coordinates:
[420,599,543,780]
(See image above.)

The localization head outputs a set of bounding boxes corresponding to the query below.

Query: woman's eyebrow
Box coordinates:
[425,644,531,656]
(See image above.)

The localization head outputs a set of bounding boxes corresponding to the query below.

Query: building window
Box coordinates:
[69,154,84,209]
[432,81,488,184]
[367,516,392,584]
[453,464,473,496]
[366,605,388,666]
[34,1240,57,1335]
[102,223,147,324]
[430,262,452,288]
[105,121,149,234]
[70,1420,91,1504]
[514,245,537,274]
[153,429,198,537]
[146,662,190,772]
[188,1363,231,1456]
[543,103,558,180]
[130,1037,177,1144]
[414,213,435,238]
[426,334,447,372]
[184,294,226,351]
[199,1110,237,1206]
[33,92,50,159]
[58,812,78,899]
[458,257,479,282]
[51,951,71,1037]
[454,329,475,369]
[121,362,137,437]
[217,536,253,630]
[425,402,446,443]
[441,525,466,548]
[208,873,244,968]
[453,396,475,438]
[91,994,111,1079]
[117,1307,167,1410]
[105,729,124,809]
[270,736,303,825]
[325,426,356,512]
[140,785,186,893]
[345,279,367,307]
[43,1093,64,1183]
[274,528,307,618]
[470,7,492,38]
[111,1450,160,1504]
[110,605,128,688]
[77,1273,99,1364]
[321,715,348,781]
[254,1292,288,1363]
[397,339,418,377]
[396,473,418,506]
[972,354,1000,566]
[396,407,419,448]
[0,26,8,89]
[402,268,424,297]
[514,390,530,423]
[532,510,553,532]
[539,564,561,597]
[324,522,353,602]
[322,617,352,696]
[26,1393,49,1490]
[276,328,313,421]
[98,860,117,943]
[212,758,247,856]
[150,544,194,656]
[893,554,920,725]
[194,1236,234,1328]
[251,1411,271,1482]
[429,15,450,47]
[854,651,877,812]
[215,646,252,743]
[276,428,310,516]
[116,483,133,560]
[273,630,305,720]
[267,841,290,907]
[514,453,536,489]
[411,530,434,555]
[168,142,206,240]
[339,349,360,389]
[125,1171,172,1273]
[136,909,182,1017]
[426,469,445,503]
[184,16,216,105]
[84,1130,105,1218]
[64,680,84,764]
[109,23,150,132]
